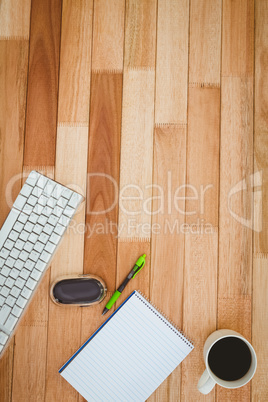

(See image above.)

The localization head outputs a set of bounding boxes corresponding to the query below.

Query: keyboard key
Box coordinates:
[13,194,27,211]
[21,286,32,299]
[0,209,19,250]
[59,215,71,227]
[29,250,39,262]
[43,224,54,236]
[5,278,15,289]
[0,276,5,286]
[15,239,25,251]
[28,212,39,224]
[16,295,27,308]
[25,171,39,187]
[53,206,63,218]
[0,305,11,325]
[25,278,37,291]
[4,239,15,251]
[10,269,20,280]
[10,248,20,259]
[6,295,16,308]
[57,197,68,209]
[30,269,42,281]
[12,305,23,318]
[24,241,34,253]
[14,260,24,271]
[38,194,48,207]
[5,314,18,332]
[27,195,38,206]
[49,232,61,245]
[0,248,10,259]
[15,277,26,289]
[43,181,55,196]
[61,188,73,200]
[40,251,51,263]
[44,242,56,254]
[22,203,33,215]
[24,222,34,232]
[5,257,15,269]
[0,331,8,345]
[28,233,38,244]
[20,269,31,280]
[33,242,45,253]
[20,184,32,198]
[19,250,29,262]
[69,193,82,208]
[42,205,53,217]
[24,260,35,271]
[10,286,21,298]
[46,197,57,209]
[63,205,75,218]
[35,260,47,272]
[0,296,5,307]
[54,223,65,236]
[19,230,30,242]
[13,221,24,232]
[18,212,28,224]
[47,215,58,226]
[32,186,43,198]
[0,258,4,268]
[36,175,48,189]
[0,287,9,298]
[8,230,20,242]
[33,224,43,236]
[1,266,11,277]
[37,215,47,226]
[38,232,49,244]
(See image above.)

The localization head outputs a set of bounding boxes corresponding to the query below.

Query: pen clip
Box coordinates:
[132,261,145,278]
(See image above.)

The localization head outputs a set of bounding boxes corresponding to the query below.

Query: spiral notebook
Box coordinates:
[59,290,194,401]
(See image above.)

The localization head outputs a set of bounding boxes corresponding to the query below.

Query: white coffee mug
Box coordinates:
[198,329,257,395]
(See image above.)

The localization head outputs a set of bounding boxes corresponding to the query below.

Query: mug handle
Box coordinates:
[198,369,216,394]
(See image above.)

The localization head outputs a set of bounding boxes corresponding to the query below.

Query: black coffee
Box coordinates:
[208,337,252,381]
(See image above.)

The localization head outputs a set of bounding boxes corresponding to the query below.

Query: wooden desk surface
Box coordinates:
[0,0,267,401]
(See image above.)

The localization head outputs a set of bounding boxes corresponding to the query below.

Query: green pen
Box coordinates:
[102,254,146,315]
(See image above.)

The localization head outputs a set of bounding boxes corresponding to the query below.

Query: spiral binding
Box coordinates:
[135,291,194,349]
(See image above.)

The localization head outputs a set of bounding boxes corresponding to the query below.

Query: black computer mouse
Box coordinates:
[50,275,107,306]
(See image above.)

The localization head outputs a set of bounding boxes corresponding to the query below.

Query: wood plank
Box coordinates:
[0,41,29,226]
[149,126,186,401]
[83,73,123,289]
[222,0,254,77]
[124,0,157,69]
[12,167,54,402]
[155,0,189,125]
[252,256,268,401]
[186,87,220,228]
[189,0,221,85]
[181,231,218,401]
[218,78,253,297]
[118,70,155,238]
[23,0,62,168]
[57,0,93,125]
[92,0,125,72]
[45,127,88,402]
[254,0,268,254]
[0,0,31,39]
[0,39,29,402]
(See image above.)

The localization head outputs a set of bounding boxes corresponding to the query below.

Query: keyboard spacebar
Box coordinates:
[0,209,19,250]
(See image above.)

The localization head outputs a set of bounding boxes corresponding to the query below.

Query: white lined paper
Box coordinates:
[60,291,193,401]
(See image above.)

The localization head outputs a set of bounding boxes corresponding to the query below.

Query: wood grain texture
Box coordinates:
[23,0,62,167]
[45,127,88,402]
[252,256,268,401]
[149,126,186,401]
[254,0,268,254]
[189,0,221,85]
[222,0,254,77]
[0,41,29,226]
[118,70,155,238]
[92,0,125,72]
[155,0,189,124]
[83,73,122,289]
[218,78,253,296]
[12,168,54,402]
[0,40,29,402]
[186,87,220,227]
[57,0,93,124]
[124,0,157,69]
[217,296,251,402]
[181,231,218,401]
[0,0,31,39]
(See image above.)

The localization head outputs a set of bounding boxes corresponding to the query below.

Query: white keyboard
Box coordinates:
[0,171,83,356]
